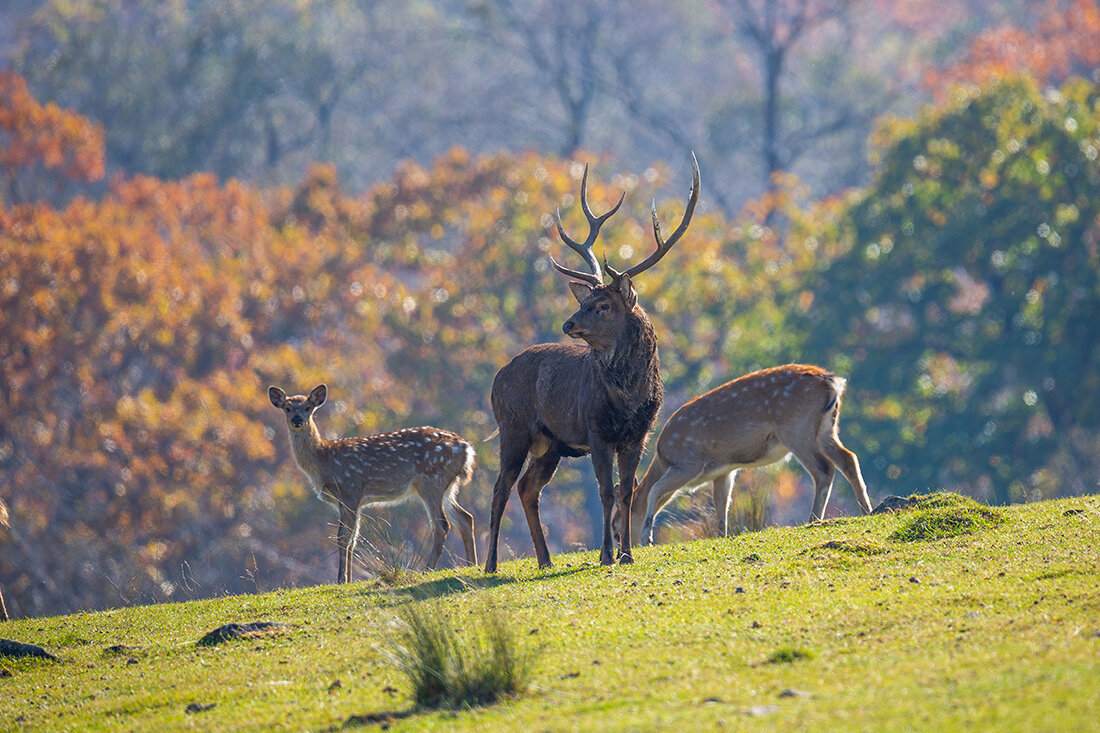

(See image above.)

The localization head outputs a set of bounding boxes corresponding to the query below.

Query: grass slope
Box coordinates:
[1,493,1098,731]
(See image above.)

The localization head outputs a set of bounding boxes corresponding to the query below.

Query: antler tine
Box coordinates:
[549,250,602,286]
[551,163,626,285]
[554,206,604,284]
[621,151,700,279]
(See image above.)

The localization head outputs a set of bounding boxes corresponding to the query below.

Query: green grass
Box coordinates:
[1,493,1098,731]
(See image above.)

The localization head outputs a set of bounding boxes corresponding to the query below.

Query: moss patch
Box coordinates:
[889,494,1004,542]
[766,646,815,664]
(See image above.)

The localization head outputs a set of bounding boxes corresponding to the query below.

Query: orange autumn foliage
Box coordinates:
[927,0,1100,93]
[0,71,105,202]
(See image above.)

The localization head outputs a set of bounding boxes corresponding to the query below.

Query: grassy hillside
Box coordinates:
[1,493,1097,731]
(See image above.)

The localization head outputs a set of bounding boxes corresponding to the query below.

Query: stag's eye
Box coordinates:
[596,302,611,314]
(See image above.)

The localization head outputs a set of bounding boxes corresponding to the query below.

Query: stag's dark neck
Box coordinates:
[590,306,663,421]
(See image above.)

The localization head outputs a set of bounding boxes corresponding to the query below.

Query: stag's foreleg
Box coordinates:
[590,437,619,566]
[614,442,644,564]
[517,451,562,569]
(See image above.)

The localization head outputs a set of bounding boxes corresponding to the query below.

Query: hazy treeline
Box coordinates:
[2,1,1100,617]
[0,0,1041,211]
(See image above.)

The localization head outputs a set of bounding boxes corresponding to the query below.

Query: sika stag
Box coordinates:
[484,155,700,572]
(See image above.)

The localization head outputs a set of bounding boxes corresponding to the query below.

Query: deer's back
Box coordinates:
[657,365,840,466]
[319,427,472,496]
[491,342,594,447]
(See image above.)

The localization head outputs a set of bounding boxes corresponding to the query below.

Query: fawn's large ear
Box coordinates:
[269,386,287,408]
[309,384,328,407]
[568,281,594,304]
[614,272,638,310]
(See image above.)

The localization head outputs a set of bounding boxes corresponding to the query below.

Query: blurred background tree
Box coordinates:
[805,76,1100,505]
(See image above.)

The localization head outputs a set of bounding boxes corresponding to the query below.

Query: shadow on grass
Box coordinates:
[360,564,593,605]
[337,708,420,730]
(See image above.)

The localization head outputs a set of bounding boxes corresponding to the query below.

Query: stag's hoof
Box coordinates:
[618,552,634,565]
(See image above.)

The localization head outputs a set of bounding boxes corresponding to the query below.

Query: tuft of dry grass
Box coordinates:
[387,596,539,709]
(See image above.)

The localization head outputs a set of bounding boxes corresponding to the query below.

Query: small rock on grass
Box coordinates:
[779,688,811,698]
[185,702,215,714]
[196,622,288,647]
[873,495,920,514]
[0,639,57,661]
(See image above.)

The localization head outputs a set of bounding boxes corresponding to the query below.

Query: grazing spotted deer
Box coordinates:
[484,155,700,572]
[631,365,873,545]
[269,384,477,582]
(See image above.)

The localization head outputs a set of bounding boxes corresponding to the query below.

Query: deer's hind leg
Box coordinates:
[517,450,562,569]
[820,431,872,514]
[787,442,837,522]
[485,434,530,573]
[415,477,455,571]
[712,470,736,538]
[443,490,478,566]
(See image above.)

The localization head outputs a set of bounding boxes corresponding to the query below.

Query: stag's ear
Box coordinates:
[269,386,287,408]
[308,384,328,407]
[615,273,638,310]
[568,281,594,303]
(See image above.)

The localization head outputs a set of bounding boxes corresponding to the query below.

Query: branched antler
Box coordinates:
[607,152,700,281]
[551,164,625,285]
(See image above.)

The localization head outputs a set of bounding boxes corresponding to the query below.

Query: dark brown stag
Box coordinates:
[484,155,700,572]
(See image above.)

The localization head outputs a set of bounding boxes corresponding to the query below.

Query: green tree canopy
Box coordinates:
[807,77,1100,503]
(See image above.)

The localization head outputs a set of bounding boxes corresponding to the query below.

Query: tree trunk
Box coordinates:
[762,45,784,194]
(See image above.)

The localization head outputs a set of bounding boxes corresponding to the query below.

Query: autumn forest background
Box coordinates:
[2,0,1099,618]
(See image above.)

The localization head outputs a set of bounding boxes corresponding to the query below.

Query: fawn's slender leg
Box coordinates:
[712,471,735,537]
[641,465,697,545]
[821,434,872,514]
[425,497,450,570]
[335,501,360,583]
[443,496,478,566]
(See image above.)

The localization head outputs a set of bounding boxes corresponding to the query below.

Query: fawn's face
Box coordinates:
[562,279,637,351]
[269,384,327,431]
